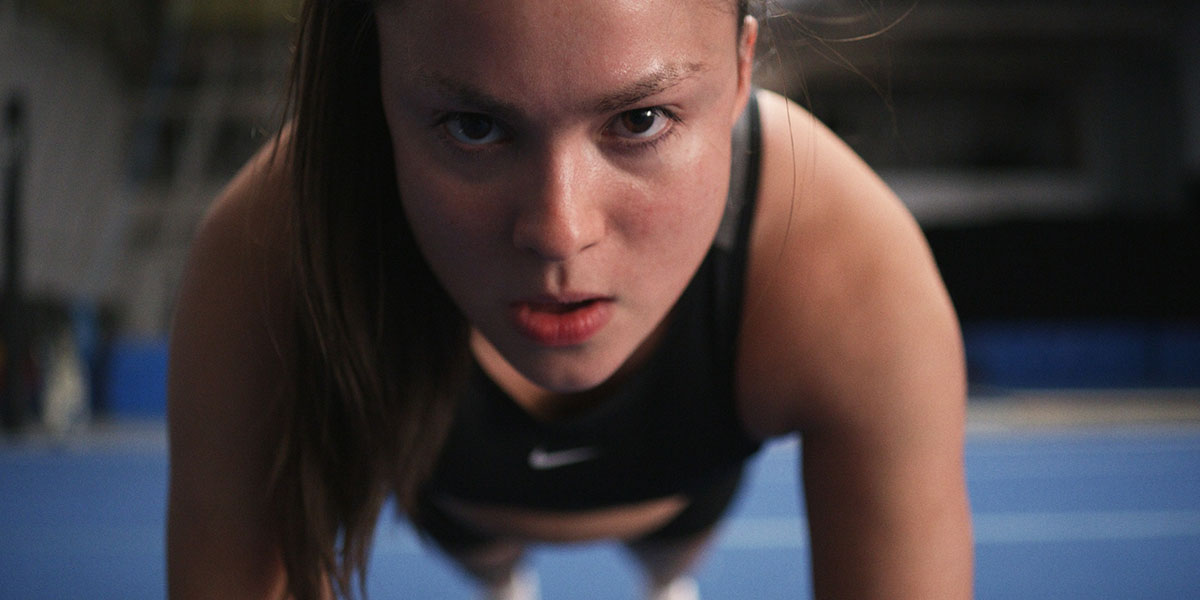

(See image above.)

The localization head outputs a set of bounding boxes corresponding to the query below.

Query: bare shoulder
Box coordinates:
[166,135,295,598]
[735,89,964,439]
[182,134,293,311]
[169,133,295,398]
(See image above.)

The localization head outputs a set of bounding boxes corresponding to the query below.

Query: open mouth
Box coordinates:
[510,297,614,347]
[532,299,600,314]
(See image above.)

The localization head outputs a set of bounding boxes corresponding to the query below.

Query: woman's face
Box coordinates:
[377,0,755,393]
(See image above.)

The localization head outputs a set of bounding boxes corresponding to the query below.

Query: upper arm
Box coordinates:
[166,141,295,599]
[737,90,972,597]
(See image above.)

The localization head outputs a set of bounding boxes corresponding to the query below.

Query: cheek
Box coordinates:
[392,129,490,237]
[622,136,731,249]
[382,105,495,255]
[392,154,503,289]
[611,138,732,304]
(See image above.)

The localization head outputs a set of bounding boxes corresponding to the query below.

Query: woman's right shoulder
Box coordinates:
[194,131,292,289]
[180,131,295,340]
[166,133,297,598]
[169,131,297,410]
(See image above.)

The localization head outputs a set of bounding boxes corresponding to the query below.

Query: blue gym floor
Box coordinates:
[2,397,1199,599]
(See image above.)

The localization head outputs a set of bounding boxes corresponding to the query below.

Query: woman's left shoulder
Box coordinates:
[735,89,964,439]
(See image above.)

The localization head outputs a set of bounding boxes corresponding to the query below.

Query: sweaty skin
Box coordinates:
[167,0,972,597]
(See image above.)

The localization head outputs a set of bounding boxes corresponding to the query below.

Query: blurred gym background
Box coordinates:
[2,2,1200,599]
[1,0,1198,429]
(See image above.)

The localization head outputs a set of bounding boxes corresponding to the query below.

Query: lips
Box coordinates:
[510,295,614,347]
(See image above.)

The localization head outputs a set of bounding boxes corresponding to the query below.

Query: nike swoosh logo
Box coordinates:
[528,446,600,470]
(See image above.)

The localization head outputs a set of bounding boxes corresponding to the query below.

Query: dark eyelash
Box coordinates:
[431,112,508,152]
[610,107,683,154]
[429,108,681,154]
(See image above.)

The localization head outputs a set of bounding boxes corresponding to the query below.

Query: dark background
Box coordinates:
[1,0,1198,428]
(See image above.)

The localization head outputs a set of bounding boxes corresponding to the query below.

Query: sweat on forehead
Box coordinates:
[370,0,747,13]
[374,0,741,113]
[374,0,735,32]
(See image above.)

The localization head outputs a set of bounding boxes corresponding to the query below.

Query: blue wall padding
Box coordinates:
[964,321,1200,389]
[1155,324,1200,386]
[104,337,168,417]
[95,323,1197,417]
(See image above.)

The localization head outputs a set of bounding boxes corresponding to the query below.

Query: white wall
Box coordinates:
[0,10,130,305]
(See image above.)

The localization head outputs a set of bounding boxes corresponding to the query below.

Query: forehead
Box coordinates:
[375,0,738,113]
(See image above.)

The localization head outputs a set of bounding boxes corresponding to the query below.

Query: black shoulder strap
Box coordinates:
[736,91,762,254]
[714,91,762,252]
[709,90,762,372]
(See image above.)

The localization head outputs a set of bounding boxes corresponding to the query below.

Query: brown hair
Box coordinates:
[271,1,468,598]
[270,1,752,598]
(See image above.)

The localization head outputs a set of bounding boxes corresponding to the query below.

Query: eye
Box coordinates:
[443,112,506,145]
[610,107,672,140]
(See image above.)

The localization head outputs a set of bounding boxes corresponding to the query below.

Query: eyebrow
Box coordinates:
[417,61,709,119]
[591,61,708,113]
[418,72,524,122]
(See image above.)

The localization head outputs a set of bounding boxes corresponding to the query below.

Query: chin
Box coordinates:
[520,357,621,394]
[510,341,638,394]
[472,323,644,397]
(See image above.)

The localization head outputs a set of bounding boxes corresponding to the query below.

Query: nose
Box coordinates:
[511,147,605,262]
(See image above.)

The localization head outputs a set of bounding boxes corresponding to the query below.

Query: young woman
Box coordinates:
[166,0,973,598]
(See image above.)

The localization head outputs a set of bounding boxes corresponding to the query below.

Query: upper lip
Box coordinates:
[514,292,611,305]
